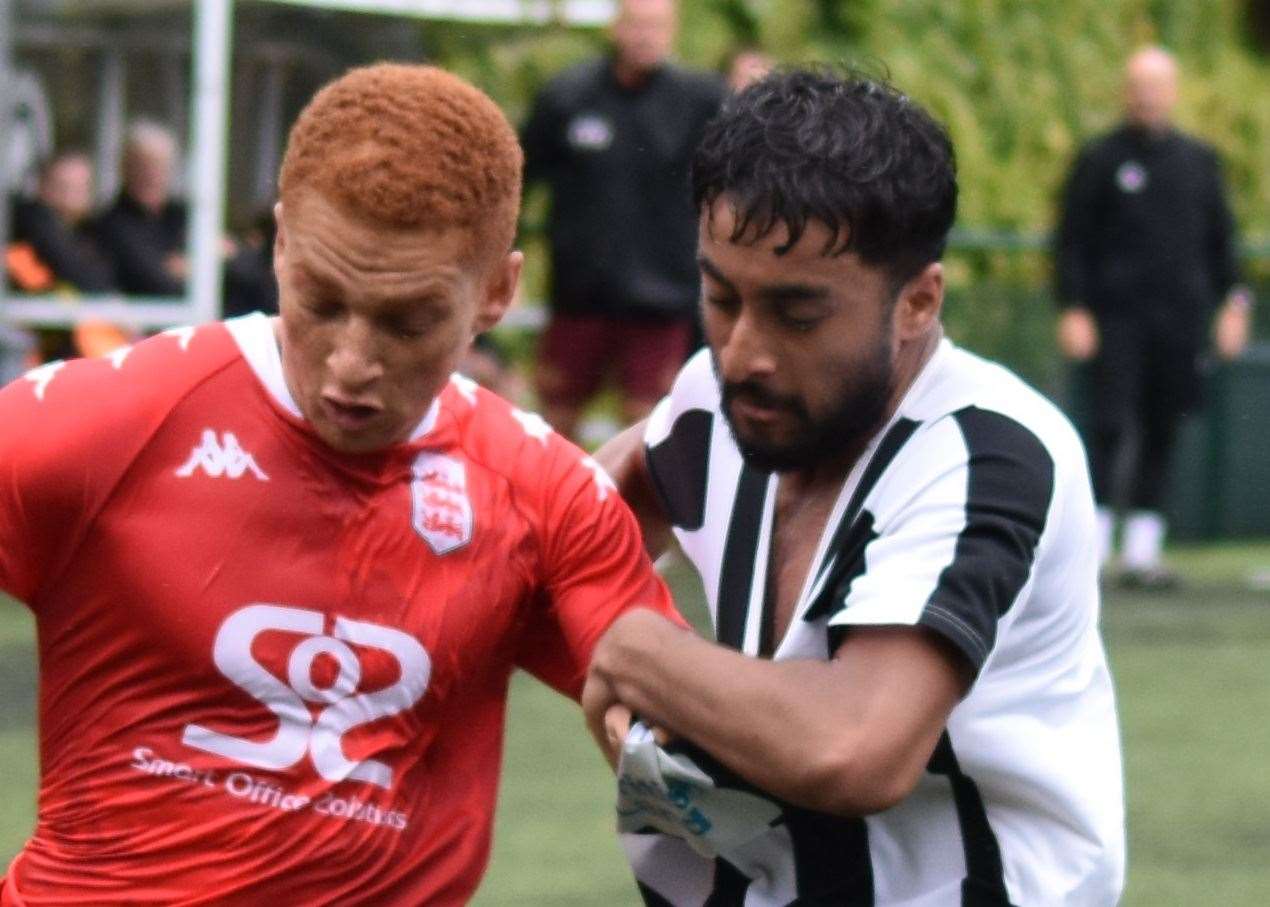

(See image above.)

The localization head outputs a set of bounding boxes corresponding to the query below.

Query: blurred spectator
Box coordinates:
[93,120,188,296]
[521,0,725,441]
[1055,46,1252,588]
[222,206,279,318]
[8,151,127,362]
[9,151,114,293]
[459,333,527,403]
[725,47,775,92]
[93,120,273,314]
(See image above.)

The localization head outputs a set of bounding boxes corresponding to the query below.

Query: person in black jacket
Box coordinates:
[10,151,114,294]
[92,120,188,297]
[1055,46,1251,587]
[92,120,274,315]
[522,0,725,441]
[9,151,119,362]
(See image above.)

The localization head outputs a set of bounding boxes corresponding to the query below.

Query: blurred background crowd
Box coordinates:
[2,0,1269,550]
[4,4,1270,903]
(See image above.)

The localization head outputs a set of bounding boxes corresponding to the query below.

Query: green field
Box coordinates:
[3,545,1270,904]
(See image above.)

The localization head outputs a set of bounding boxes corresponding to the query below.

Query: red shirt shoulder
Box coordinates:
[0,323,242,603]
[440,376,680,698]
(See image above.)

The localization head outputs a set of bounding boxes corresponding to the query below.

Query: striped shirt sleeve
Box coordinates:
[826,406,1055,673]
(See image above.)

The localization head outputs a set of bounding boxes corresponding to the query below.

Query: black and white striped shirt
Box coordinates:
[624,340,1124,906]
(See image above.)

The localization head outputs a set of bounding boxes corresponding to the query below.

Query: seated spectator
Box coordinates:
[9,151,114,293]
[93,120,274,317]
[8,151,125,362]
[92,120,187,296]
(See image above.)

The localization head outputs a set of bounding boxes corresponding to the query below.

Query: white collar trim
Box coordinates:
[224,312,440,441]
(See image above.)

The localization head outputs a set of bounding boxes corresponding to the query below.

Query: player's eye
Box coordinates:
[779,313,821,333]
[703,292,739,314]
[388,322,426,340]
[305,298,343,320]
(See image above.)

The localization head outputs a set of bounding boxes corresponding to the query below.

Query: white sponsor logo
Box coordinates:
[107,345,133,369]
[130,746,410,830]
[1116,160,1148,193]
[410,452,473,555]
[512,408,552,445]
[162,325,198,351]
[176,429,269,480]
[182,604,431,789]
[567,113,613,151]
[450,372,479,405]
[23,360,65,401]
[582,456,617,502]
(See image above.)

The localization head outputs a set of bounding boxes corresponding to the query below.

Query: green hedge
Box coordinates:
[426,1,1269,383]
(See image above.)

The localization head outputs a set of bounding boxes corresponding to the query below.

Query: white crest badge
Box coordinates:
[410,452,473,555]
[1116,160,1148,194]
[567,114,613,152]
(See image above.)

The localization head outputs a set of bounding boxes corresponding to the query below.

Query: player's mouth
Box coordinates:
[728,396,787,425]
[320,395,383,433]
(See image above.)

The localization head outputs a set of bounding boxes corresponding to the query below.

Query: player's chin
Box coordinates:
[314,418,400,455]
[734,434,816,474]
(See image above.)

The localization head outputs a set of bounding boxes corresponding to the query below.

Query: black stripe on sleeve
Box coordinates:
[662,739,874,907]
[927,732,1016,907]
[704,859,752,906]
[919,407,1054,673]
[637,881,678,907]
[715,465,769,651]
[784,807,874,905]
[646,408,714,530]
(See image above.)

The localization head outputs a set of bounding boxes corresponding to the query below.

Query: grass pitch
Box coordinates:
[3,543,1270,904]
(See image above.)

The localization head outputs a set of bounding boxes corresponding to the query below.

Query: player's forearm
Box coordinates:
[588,611,905,815]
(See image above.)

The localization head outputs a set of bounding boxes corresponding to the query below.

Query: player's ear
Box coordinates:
[893,262,943,342]
[473,249,523,335]
[272,202,288,279]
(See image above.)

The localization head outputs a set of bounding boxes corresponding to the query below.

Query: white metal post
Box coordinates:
[94,49,125,205]
[188,0,234,326]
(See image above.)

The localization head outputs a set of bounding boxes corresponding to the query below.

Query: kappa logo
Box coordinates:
[183,604,431,788]
[410,452,473,555]
[176,429,269,480]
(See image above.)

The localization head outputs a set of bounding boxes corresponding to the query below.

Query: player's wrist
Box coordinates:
[1227,287,1253,312]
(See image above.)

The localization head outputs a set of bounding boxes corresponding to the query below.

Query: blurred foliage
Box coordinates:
[423,0,1269,389]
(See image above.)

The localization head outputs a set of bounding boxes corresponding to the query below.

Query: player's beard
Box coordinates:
[714,341,895,474]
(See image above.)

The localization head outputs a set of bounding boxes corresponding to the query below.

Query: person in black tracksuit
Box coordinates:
[1055,46,1251,586]
[521,0,725,442]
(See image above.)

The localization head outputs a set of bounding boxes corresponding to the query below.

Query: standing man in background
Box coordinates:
[1055,46,1251,587]
[521,0,725,442]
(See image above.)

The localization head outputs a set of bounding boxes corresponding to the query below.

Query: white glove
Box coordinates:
[616,721,783,860]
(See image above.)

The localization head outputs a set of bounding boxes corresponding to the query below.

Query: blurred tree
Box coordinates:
[420,0,1269,387]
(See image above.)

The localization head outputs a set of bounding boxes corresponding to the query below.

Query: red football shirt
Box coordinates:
[0,314,676,905]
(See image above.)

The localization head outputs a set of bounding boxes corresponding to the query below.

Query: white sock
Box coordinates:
[1122,511,1166,570]
[1095,506,1115,568]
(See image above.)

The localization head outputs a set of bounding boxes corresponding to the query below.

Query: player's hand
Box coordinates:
[603,703,633,766]
[1057,308,1099,360]
[1215,293,1252,361]
[582,669,623,770]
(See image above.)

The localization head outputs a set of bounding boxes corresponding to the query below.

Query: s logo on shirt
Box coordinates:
[182,604,431,789]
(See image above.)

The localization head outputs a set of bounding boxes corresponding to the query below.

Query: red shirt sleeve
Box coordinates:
[515,444,681,700]
[0,329,235,606]
[0,359,119,604]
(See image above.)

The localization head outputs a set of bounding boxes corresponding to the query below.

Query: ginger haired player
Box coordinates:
[0,64,678,905]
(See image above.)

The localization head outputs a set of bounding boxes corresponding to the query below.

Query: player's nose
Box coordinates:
[326,318,385,390]
[716,306,777,383]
